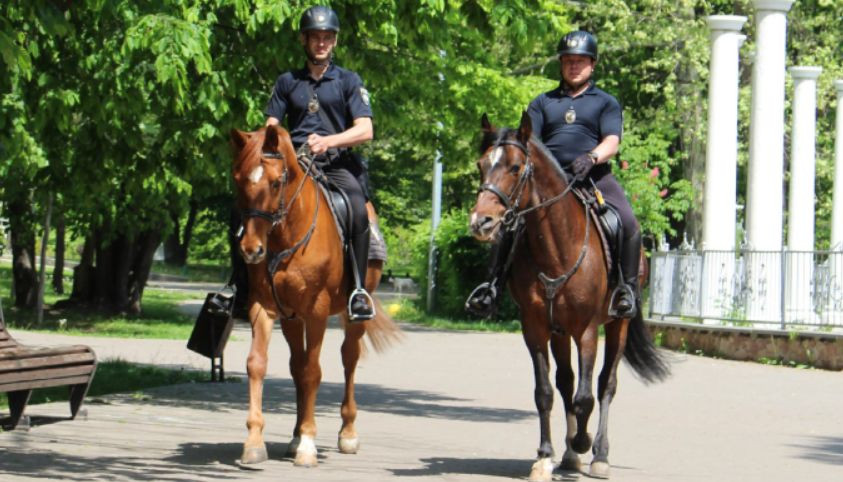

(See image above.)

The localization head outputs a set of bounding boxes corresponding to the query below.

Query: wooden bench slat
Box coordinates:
[0,352,97,373]
[0,375,93,392]
[0,345,93,361]
[0,364,96,384]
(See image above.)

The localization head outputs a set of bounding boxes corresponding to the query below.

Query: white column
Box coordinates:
[786,66,821,323]
[701,16,747,322]
[746,0,794,250]
[745,0,794,326]
[787,66,821,251]
[832,79,843,250]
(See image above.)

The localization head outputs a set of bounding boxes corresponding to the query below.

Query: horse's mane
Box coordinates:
[481,127,570,184]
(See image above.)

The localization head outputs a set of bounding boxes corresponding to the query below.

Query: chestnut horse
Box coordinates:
[230,125,400,468]
[469,113,668,480]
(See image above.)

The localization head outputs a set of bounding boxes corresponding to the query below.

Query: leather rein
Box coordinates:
[478,137,591,332]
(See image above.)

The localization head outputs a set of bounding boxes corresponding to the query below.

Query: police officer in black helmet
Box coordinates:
[264,5,376,321]
[467,30,641,319]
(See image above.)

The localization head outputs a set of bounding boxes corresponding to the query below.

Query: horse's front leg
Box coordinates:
[338,315,366,454]
[572,323,599,456]
[550,331,580,472]
[290,316,327,467]
[240,302,274,465]
[280,318,306,459]
[522,313,554,482]
[589,318,628,479]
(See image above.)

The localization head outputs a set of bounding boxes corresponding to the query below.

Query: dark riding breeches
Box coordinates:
[323,166,369,239]
[593,172,639,239]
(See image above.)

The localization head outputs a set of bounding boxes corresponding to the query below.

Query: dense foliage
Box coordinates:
[2,1,841,318]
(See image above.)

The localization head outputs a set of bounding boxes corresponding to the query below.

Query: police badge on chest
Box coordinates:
[565,106,576,124]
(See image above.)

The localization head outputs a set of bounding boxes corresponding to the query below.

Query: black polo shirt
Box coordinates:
[264,63,373,148]
[527,81,622,173]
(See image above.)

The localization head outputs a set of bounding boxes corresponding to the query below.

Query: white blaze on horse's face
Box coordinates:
[488,147,504,170]
[248,165,264,184]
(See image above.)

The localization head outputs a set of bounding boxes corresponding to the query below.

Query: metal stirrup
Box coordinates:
[348,289,375,320]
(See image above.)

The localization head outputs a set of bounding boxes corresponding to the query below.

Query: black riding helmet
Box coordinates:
[557,30,597,60]
[300,5,340,33]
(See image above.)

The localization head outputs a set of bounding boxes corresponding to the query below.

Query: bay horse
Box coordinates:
[230,125,401,468]
[469,113,669,480]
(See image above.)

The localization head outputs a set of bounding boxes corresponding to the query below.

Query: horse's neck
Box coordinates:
[524,153,584,266]
[273,161,318,249]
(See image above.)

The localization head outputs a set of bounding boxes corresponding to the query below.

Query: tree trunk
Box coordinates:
[112,233,133,313]
[8,200,37,308]
[127,230,162,314]
[93,227,114,309]
[52,212,65,294]
[163,201,196,266]
[70,235,95,304]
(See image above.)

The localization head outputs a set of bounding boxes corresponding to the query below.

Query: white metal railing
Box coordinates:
[649,249,843,329]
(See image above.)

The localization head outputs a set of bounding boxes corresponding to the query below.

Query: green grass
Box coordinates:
[0,358,237,411]
[391,299,522,333]
[1,263,205,339]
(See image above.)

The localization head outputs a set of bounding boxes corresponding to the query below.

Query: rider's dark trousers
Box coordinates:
[323,164,370,287]
[593,172,639,240]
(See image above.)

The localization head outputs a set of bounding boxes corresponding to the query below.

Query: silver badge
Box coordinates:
[360,87,370,106]
[565,107,576,124]
[567,37,582,48]
[307,94,320,113]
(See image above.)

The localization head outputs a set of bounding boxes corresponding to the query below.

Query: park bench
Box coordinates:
[0,305,97,430]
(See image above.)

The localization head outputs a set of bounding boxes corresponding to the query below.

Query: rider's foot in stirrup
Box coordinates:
[348,290,375,322]
[465,282,497,318]
[612,287,637,319]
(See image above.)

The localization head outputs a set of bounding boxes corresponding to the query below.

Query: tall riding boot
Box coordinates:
[465,230,515,317]
[612,229,642,318]
[348,228,375,321]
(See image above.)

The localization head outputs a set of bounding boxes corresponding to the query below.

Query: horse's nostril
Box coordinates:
[256,245,265,257]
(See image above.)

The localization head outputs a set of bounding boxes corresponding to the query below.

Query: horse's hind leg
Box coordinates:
[338,314,366,454]
[572,323,599,455]
[522,318,555,482]
[550,332,580,471]
[241,303,274,465]
[589,319,629,479]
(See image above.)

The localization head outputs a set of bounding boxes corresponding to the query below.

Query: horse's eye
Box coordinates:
[509,164,521,174]
[271,180,282,190]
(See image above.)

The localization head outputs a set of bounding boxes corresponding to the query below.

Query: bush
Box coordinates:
[411,209,519,320]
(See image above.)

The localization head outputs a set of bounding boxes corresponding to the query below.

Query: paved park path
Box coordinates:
[2,317,842,481]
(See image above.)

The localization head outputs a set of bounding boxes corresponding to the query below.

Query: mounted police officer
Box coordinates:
[263,5,375,321]
[467,30,641,319]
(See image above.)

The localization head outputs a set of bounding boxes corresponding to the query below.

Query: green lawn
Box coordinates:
[1,263,205,339]
[0,358,236,412]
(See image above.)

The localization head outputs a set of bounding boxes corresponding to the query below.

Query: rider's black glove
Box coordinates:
[571,152,596,181]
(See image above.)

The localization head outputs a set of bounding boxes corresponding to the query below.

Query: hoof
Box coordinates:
[338,436,359,454]
[528,457,554,482]
[590,461,610,479]
[293,435,318,468]
[238,444,268,466]
[559,449,581,471]
[285,437,300,458]
[572,432,592,454]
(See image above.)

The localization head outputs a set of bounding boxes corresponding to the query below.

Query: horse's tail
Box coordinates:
[623,309,670,383]
[362,297,403,354]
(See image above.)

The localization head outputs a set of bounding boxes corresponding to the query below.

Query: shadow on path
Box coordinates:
[113,378,534,423]
[790,436,843,465]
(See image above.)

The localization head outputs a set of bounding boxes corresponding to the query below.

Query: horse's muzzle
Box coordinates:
[240,243,266,264]
[470,211,500,241]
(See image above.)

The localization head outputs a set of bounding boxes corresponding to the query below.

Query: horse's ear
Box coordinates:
[481,113,494,132]
[230,129,248,152]
[263,124,280,153]
[517,111,532,145]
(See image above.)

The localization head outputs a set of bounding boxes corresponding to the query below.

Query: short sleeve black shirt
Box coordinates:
[527,82,622,171]
[264,63,373,147]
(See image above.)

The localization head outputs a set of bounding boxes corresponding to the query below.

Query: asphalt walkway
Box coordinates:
[2,318,842,481]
